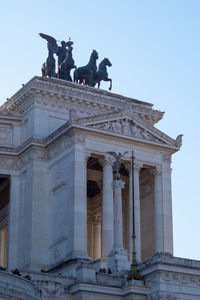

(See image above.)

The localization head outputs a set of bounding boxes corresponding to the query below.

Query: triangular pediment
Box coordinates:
[77,111,180,148]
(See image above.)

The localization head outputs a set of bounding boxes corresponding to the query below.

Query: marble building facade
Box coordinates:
[0,77,198,299]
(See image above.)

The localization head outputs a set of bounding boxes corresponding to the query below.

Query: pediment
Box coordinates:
[77,111,180,148]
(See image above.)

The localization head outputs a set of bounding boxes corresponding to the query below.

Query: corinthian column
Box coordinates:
[99,155,114,259]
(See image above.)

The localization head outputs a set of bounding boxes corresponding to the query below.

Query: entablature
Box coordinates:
[3,76,164,125]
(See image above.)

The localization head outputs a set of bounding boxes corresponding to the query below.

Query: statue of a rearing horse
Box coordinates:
[90,58,112,90]
[73,50,99,85]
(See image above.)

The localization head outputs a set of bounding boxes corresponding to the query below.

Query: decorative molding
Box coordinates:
[175,134,183,147]
[19,147,46,168]
[139,252,200,271]
[148,293,177,300]
[4,77,164,125]
[0,157,18,170]
[38,281,64,298]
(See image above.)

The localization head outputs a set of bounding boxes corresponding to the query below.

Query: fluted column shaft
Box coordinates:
[100,156,114,258]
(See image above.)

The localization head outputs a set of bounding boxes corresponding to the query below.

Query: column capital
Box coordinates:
[99,155,115,168]
[134,162,143,173]
[150,166,162,176]
[124,161,131,173]
[84,151,91,162]
[112,179,125,189]
[124,161,143,173]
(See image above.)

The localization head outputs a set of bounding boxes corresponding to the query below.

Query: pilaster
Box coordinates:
[70,147,90,260]
[151,166,164,253]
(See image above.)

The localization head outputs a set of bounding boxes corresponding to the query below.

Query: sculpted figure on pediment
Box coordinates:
[122,119,131,135]
[141,129,152,140]
[131,124,142,138]
[103,122,111,131]
[112,121,122,134]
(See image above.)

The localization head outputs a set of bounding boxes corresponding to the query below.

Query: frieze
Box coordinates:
[19,147,46,168]
[0,157,18,170]
[38,281,64,298]
[145,270,200,290]
[148,293,177,300]
[0,126,12,143]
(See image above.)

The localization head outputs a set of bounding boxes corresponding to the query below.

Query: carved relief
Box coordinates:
[38,281,64,298]
[0,126,12,144]
[0,157,18,169]
[52,166,67,194]
[87,119,165,144]
[19,148,46,168]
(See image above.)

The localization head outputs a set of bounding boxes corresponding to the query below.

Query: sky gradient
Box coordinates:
[0,0,200,260]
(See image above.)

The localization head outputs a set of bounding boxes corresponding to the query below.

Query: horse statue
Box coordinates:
[58,41,76,81]
[41,42,56,78]
[74,50,99,85]
[91,58,112,90]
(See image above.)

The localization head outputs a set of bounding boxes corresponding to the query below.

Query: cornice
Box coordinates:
[139,252,200,273]
[2,76,164,124]
[0,109,22,122]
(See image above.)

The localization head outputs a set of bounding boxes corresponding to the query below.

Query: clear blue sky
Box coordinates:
[0,0,200,260]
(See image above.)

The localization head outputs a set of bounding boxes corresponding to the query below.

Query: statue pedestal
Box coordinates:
[108,179,130,273]
[108,248,130,273]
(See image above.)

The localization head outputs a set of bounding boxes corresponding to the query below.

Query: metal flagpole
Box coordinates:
[131,150,137,271]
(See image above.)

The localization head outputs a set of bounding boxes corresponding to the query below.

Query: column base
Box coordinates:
[108,248,130,273]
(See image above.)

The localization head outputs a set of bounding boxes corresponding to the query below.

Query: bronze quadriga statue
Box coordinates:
[39,33,112,90]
